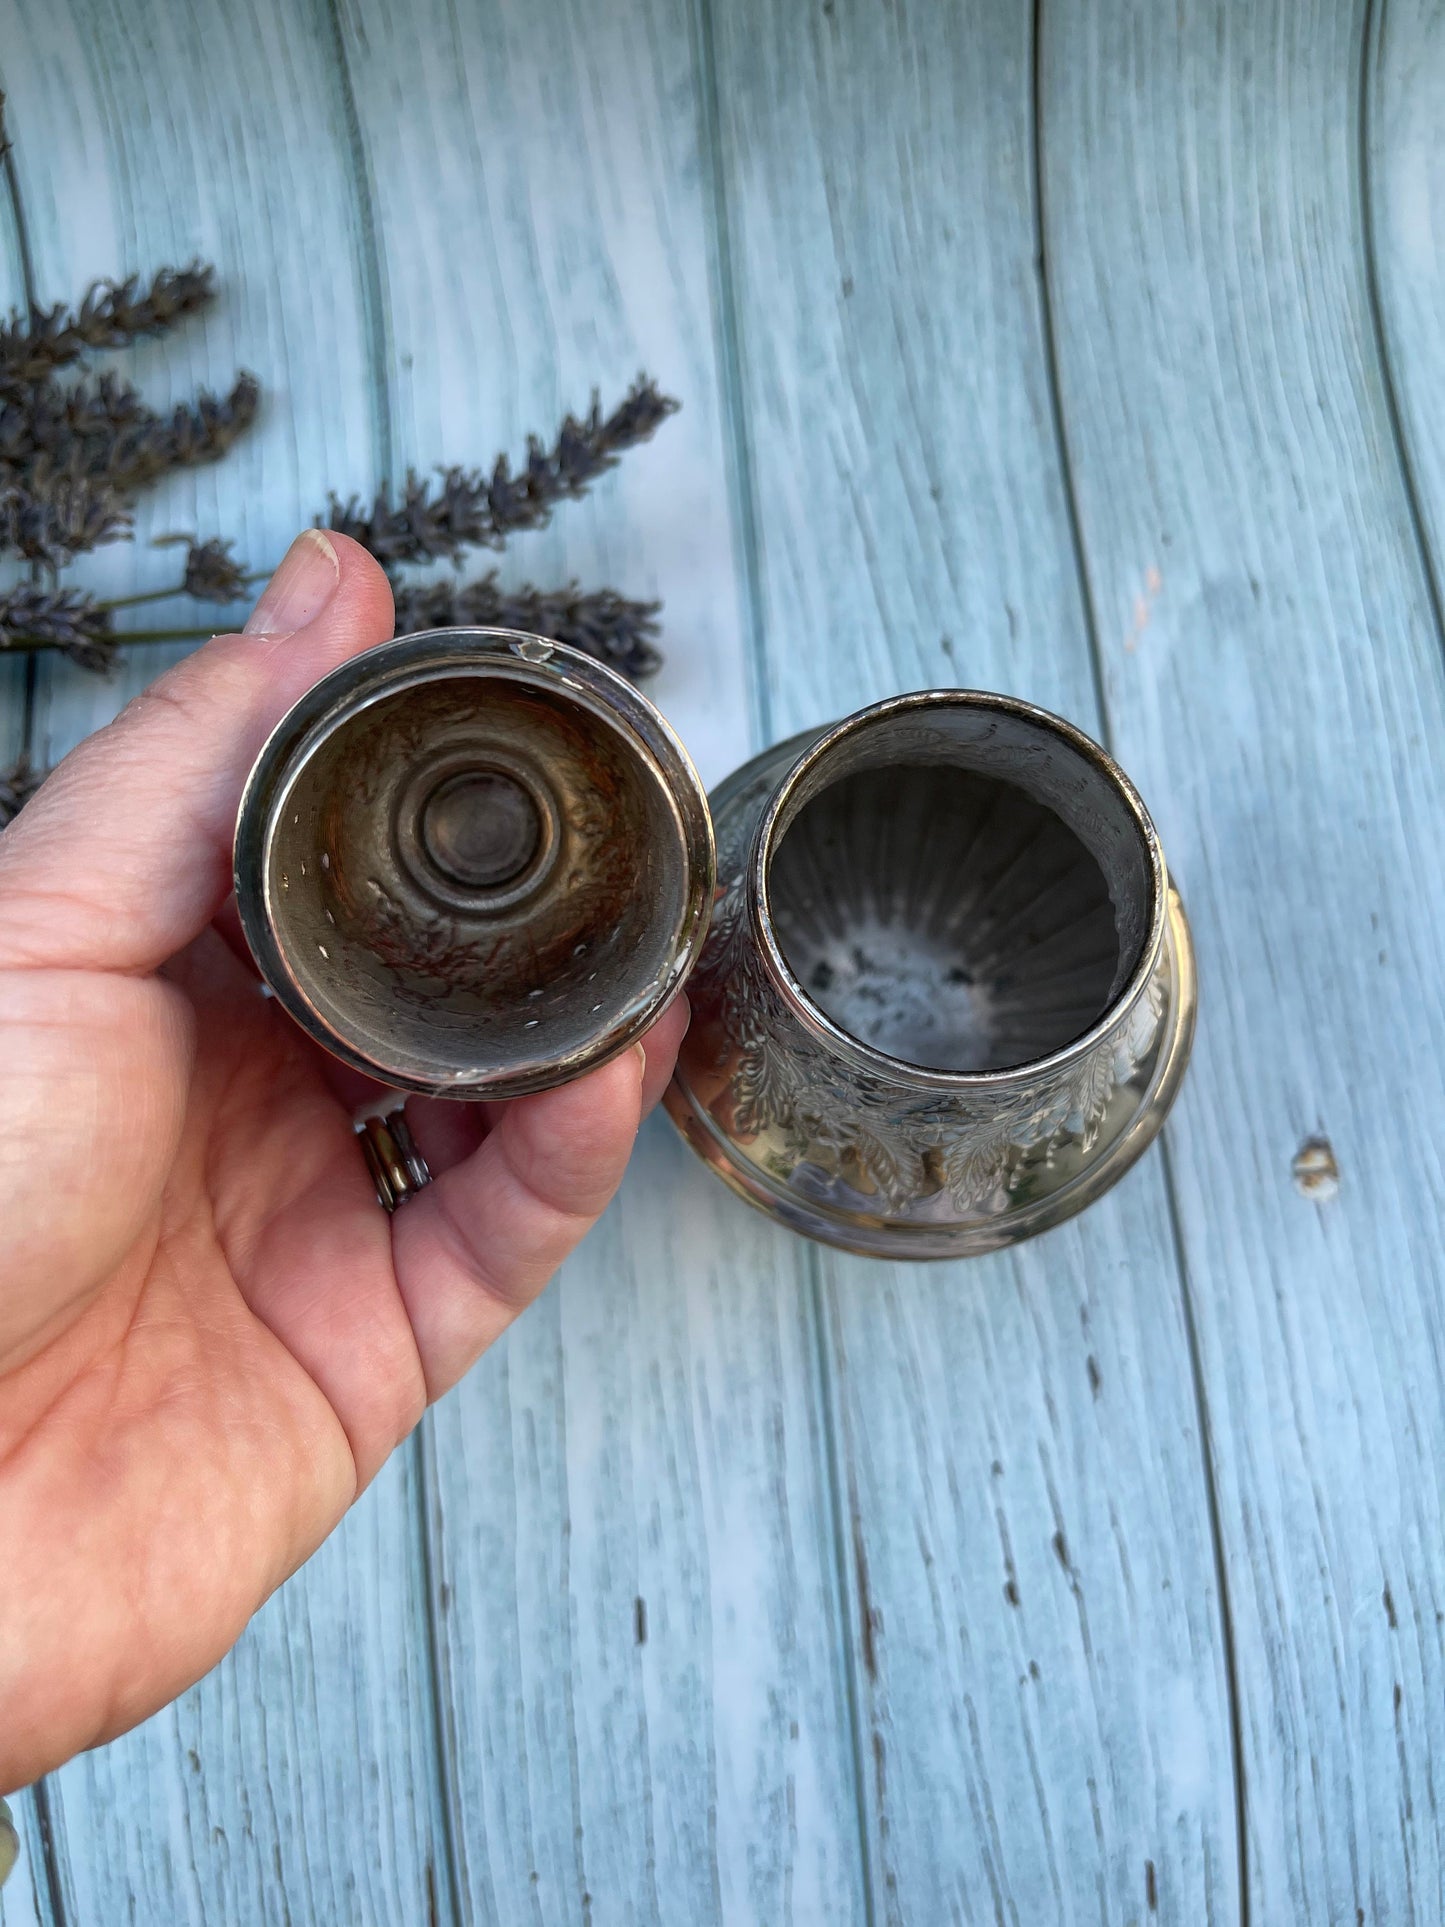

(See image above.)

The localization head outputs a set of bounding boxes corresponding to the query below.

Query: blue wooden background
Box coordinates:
[3,0,1444,1920]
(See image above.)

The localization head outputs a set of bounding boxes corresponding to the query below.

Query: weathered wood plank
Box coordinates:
[1370,0,1445,561]
[0,1795,53,1927]
[0,3,454,1920]
[36,1453,450,1927]
[421,1135,863,1925]
[0,89,52,1927]
[336,2,865,1920]
[1042,1,1445,1919]
[0,85,32,789]
[706,0,1238,1919]
[8,0,381,766]
[339,0,753,788]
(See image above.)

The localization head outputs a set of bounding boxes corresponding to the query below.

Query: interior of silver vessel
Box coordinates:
[765,704,1156,1074]
[266,674,686,1084]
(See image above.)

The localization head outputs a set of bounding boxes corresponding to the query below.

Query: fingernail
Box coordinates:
[243,529,339,637]
[632,1041,648,1073]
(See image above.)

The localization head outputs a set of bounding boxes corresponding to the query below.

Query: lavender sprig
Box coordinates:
[327,377,679,567]
[132,374,259,488]
[177,535,251,603]
[390,574,663,678]
[0,265,215,397]
[0,470,132,566]
[0,225,679,683]
[0,585,116,671]
[0,370,260,494]
[9,553,667,681]
[0,371,149,469]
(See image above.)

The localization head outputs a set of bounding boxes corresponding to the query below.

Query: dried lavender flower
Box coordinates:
[0,264,215,397]
[0,228,675,681]
[0,752,44,827]
[152,373,260,482]
[0,371,148,471]
[0,369,259,495]
[390,574,663,679]
[328,377,680,567]
[0,584,116,671]
[177,535,251,602]
[0,468,131,565]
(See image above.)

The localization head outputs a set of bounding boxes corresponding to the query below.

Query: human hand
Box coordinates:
[0,532,687,1791]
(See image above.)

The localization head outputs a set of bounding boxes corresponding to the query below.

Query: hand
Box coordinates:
[0,532,687,1792]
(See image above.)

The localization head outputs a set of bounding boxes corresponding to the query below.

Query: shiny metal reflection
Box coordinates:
[665,690,1195,1259]
[234,628,714,1099]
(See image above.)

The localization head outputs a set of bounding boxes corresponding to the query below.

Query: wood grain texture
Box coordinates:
[335,1,864,1919]
[0,102,30,780]
[338,0,753,789]
[0,1795,54,1927]
[0,69,59,1927]
[420,1134,863,1926]
[1042,1,1445,1919]
[39,1453,451,1927]
[5,0,1442,1918]
[706,0,1238,1918]
[0,3,454,1921]
[4,0,381,766]
[1370,0,1445,575]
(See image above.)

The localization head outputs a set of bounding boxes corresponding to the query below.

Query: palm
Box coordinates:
[0,926,414,1776]
[0,533,683,1793]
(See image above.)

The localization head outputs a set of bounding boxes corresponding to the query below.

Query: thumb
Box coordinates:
[0,531,395,974]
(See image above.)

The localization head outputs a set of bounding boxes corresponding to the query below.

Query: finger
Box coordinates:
[393,1095,494,1172]
[0,531,394,974]
[211,893,258,975]
[345,990,689,1185]
[400,995,689,1169]
[316,991,694,1189]
[637,993,689,1116]
[317,1071,502,1172]
[390,1045,646,1398]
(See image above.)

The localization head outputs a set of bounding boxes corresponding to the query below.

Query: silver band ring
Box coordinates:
[357,1106,432,1212]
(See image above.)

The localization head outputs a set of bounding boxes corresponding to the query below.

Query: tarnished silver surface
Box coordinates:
[235,629,714,1098]
[665,691,1196,1259]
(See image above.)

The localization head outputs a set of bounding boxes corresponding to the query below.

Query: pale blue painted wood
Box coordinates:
[6,0,1445,1919]
[335,2,865,1918]
[338,0,755,792]
[9,0,382,765]
[0,3,454,1921]
[0,102,29,782]
[1371,0,1445,560]
[34,1454,450,1927]
[0,77,54,1927]
[0,1796,52,1927]
[706,1,1238,1920]
[418,1138,864,1925]
[1042,1,1445,1920]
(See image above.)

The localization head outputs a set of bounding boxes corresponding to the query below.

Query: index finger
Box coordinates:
[391,1045,647,1399]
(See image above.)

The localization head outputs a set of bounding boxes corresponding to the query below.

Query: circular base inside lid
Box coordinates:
[235,630,714,1097]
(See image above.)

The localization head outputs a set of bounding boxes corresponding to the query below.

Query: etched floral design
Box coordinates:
[686,763,1168,1221]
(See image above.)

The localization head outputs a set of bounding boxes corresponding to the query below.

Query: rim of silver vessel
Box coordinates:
[749,688,1169,1092]
[233,627,716,1094]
